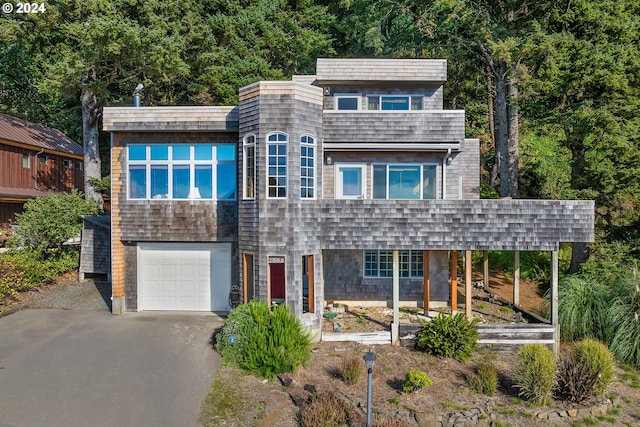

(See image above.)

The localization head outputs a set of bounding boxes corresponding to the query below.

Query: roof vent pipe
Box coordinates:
[133,83,144,107]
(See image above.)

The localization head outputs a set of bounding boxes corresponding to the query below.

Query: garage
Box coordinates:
[137,242,231,312]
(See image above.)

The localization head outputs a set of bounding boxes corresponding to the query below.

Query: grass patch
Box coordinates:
[200,372,246,425]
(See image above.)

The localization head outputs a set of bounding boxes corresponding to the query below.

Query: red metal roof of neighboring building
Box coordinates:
[0,184,49,199]
[0,113,83,157]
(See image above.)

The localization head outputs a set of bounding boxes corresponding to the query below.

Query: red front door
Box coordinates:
[269,261,286,300]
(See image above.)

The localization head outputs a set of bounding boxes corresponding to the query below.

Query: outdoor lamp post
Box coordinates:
[364,350,376,427]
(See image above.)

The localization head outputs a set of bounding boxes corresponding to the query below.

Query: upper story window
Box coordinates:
[75,160,84,171]
[127,143,236,200]
[373,164,437,200]
[63,159,73,169]
[335,163,366,199]
[243,134,256,199]
[367,95,423,110]
[22,152,30,168]
[300,135,315,199]
[267,132,287,198]
[335,94,360,110]
[364,250,423,278]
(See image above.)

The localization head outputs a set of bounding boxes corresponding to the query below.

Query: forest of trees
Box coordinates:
[1,0,638,275]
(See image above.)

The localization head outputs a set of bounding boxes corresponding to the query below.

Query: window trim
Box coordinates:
[366,94,424,111]
[334,93,362,110]
[126,143,236,201]
[266,132,288,199]
[335,163,367,199]
[372,163,438,200]
[300,134,316,200]
[243,134,256,200]
[364,250,424,278]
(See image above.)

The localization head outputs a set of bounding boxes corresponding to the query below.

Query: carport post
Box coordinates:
[392,250,400,345]
[483,250,489,289]
[513,250,520,306]
[551,250,559,354]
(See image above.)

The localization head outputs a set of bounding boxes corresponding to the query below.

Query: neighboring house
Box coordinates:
[0,113,84,225]
[103,58,594,341]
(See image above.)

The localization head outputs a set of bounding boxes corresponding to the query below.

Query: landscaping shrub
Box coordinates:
[552,275,608,341]
[573,338,615,396]
[605,272,640,369]
[467,359,498,396]
[215,299,311,380]
[415,313,478,362]
[555,352,599,403]
[339,354,362,385]
[299,391,357,427]
[514,344,556,406]
[16,190,100,259]
[402,369,432,393]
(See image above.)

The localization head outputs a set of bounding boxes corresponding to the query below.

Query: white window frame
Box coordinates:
[364,250,424,278]
[335,163,366,199]
[366,94,424,110]
[300,134,316,199]
[126,144,236,201]
[334,93,362,110]
[266,132,288,199]
[243,134,256,200]
[372,163,438,200]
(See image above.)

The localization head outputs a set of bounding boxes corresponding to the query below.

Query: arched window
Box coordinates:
[300,135,315,199]
[243,134,256,199]
[266,132,288,198]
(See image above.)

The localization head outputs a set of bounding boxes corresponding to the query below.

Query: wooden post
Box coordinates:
[465,250,472,321]
[450,250,458,314]
[483,250,489,289]
[513,250,520,306]
[551,250,559,354]
[392,249,400,345]
[423,250,430,315]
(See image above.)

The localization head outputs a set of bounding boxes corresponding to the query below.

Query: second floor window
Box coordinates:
[367,95,423,110]
[300,135,315,198]
[127,144,236,200]
[267,132,287,198]
[243,135,256,199]
[22,153,30,168]
[373,164,437,200]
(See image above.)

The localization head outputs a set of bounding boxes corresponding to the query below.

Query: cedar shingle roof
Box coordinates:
[0,113,83,156]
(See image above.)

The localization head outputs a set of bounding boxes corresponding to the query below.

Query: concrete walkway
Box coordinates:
[0,309,222,427]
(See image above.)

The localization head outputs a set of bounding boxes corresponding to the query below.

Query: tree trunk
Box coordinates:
[487,65,499,188]
[80,86,103,203]
[569,241,590,273]
[494,62,519,198]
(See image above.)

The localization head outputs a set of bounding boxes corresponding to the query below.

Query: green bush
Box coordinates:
[415,313,479,362]
[402,369,432,393]
[514,344,556,406]
[339,354,362,385]
[467,359,498,396]
[573,338,615,396]
[16,190,100,259]
[555,353,599,403]
[300,392,357,427]
[215,299,311,380]
[552,275,608,341]
[605,272,640,369]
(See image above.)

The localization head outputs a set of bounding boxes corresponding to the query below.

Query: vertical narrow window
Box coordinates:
[364,250,379,277]
[267,132,287,198]
[300,135,315,199]
[244,253,255,303]
[379,250,393,277]
[243,135,256,199]
[302,255,315,313]
[22,153,30,168]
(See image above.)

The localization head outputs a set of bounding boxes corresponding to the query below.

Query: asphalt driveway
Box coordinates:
[0,308,223,427]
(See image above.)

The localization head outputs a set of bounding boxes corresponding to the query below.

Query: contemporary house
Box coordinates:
[103,58,593,342]
[0,113,84,225]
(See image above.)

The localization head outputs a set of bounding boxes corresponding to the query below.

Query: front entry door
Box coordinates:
[269,257,286,303]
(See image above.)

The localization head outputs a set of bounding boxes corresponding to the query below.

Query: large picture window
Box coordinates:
[127,144,236,200]
[364,250,424,278]
[373,164,437,199]
[300,135,315,199]
[243,135,256,199]
[267,132,287,198]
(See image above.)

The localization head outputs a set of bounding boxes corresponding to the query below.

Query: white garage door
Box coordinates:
[137,243,231,312]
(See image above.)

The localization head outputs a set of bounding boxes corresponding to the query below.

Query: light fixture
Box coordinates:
[326,156,332,165]
[323,86,331,95]
[364,350,376,427]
